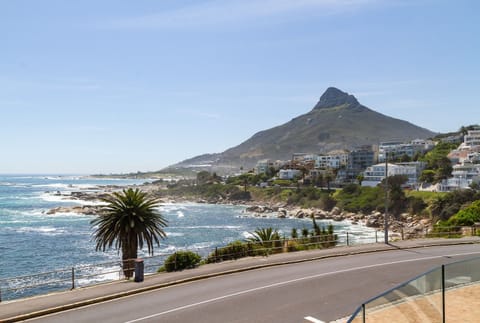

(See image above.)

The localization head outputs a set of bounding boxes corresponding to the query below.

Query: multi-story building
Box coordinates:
[315,152,349,169]
[335,147,375,183]
[463,130,480,149]
[362,163,421,187]
[279,169,301,180]
[255,159,274,175]
[378,139,434,162]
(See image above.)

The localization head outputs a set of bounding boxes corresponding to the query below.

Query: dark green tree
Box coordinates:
[356,174,364,186]
[91,188,168,278]
[382,175,408,219]
[420,169,436,183]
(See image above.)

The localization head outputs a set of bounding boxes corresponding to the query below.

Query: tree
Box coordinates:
[356,174,364,186]
[324,172,334,192]
[420,169,436,183]
[434,157,453,182]
[91,188,168,278]
[381,175,408,219]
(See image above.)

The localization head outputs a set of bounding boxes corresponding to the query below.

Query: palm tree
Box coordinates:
[91,188,167,278]
[248,227,281,252]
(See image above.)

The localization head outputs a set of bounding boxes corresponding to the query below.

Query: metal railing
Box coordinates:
[347,256,480,322]
[0,226,476,302]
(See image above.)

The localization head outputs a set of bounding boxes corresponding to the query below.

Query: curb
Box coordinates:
[3,239,479,322]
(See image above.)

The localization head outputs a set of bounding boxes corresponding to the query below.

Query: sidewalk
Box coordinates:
[1,237,479,322]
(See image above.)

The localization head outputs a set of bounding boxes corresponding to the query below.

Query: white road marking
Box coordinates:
[124,251,480,323]
[304,316,325,323]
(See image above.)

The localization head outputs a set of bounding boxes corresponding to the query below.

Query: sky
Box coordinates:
[1,0,479,174]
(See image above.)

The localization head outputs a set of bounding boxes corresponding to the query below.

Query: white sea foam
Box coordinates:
[160,204,187,212]
[190,241,216,249]
[157,245,177,253]
[39,192,106,206]
[177,211,185,218]
[15,226,66,236]
[178,225,243,230]
[164,232,185,237]
[77,266,121,286]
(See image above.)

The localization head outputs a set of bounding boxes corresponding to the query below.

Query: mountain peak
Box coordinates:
[313,87,359,110]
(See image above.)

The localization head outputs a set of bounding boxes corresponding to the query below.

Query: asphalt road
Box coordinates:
[26,244,480,323]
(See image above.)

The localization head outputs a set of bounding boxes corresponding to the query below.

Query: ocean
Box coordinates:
[0,175,377,300]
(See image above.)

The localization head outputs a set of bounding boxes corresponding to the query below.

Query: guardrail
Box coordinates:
[347,256,480,322]
[0,226,476,302]
[0,230,371,302]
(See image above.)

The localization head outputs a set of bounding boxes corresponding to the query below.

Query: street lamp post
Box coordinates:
[384,152,389,244]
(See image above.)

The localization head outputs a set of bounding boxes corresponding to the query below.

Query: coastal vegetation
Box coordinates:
[157,168,480,242]
[91,188,168,278]
[159,251,202,272]
[203,219,337,265]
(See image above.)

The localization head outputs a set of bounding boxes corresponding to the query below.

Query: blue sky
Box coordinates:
[1,0,479,174]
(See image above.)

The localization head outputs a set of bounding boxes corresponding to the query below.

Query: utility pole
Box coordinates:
[384,152,389,244]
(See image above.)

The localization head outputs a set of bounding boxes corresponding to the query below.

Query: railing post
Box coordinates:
[362,303,366,323]
[375,230,378,243]
[71,267,75,290]
[442,264,445,323]
[0,287,2,302]
[215,247,218,262]
[346,232,350,246]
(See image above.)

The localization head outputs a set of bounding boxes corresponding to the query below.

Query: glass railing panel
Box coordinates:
[363,267,443,322]
[444,257,480,321]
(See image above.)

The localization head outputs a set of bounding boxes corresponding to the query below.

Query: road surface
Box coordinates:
[27,244,480,323]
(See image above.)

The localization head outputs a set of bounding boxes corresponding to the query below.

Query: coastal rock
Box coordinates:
[246,205,273,213]
[333,215,344,222]
[277,208,288,218]
[330,207,341,216]
[294,210,305,218]
[366,216,380,228]
[314,210,327,219]
[46,205,101,216]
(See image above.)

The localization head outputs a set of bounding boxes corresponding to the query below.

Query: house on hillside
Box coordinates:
[279,169,301,180]
[337,147,375,183]
[362,162,424,188]
[378,139,434,162]
[255,159,274,175]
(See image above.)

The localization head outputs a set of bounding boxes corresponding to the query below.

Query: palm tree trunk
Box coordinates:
[122,237,138,279]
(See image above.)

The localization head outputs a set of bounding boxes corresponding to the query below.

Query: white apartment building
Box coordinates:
[462,130,480,149]
[362,163,419,187]
[378,139,434,162]
[279,169,301,180]
[314,153,349,169]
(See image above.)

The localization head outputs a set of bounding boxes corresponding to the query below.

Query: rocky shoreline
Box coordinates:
[241,204,432,239]
[44,185,433,240]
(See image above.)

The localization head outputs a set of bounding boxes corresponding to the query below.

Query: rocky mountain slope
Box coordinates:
[168,87,436,173]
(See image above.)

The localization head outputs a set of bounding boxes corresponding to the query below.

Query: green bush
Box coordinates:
[205,241,262,263]
[162,250,202,272]
[334,186,384,213]
[446,200,480,226]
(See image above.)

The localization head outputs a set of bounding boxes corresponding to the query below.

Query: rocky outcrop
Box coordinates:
[46,205,102,216]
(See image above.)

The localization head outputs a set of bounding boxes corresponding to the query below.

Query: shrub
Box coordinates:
[163,250,202,272]
[446,200,480,226]
[205,241,261,263]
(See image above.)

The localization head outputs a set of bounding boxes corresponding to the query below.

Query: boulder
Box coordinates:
[295,210,305,218]
[333,215,344,222]
[330,207,341,216]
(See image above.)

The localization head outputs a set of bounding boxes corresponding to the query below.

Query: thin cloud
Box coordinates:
[101,0,383,30]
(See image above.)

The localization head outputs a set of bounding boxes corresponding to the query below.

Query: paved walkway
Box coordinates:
[1,237,479,322]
